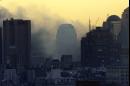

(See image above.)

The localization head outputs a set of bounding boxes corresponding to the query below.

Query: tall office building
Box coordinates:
[118,7,129,66]
[118,7,129,48]
[0,27,2,65]
[56,24,78,61]
[103,15,121,40]
[81,27,120,67]
[103,15,121,31]
[110,21,122,40]
[3,18,31,68]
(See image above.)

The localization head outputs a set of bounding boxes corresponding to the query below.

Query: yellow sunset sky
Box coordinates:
[0,0,129,26]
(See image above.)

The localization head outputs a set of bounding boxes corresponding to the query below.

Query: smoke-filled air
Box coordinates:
[0,6,87,60]
[0,0,128,59]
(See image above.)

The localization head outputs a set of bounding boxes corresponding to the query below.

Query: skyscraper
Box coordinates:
[81,27,120,67]
[110,21,122,40]
[118,7,129,48]
[56,24,78,61]
[0,27,2,65]
[102,15,122,41]
[3,18,31,68]
[118,7,129,66]
[103,15,121,31]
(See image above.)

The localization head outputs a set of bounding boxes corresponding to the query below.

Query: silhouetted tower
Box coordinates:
[103,15,121,31]
[3,18,31,69]
[81,27,120,67]
[118,7,129,66]
[89,18,91,32]
[103,15,121,40]
[118,7,129,48]
[56,24,78,61]
[0,27,2,65]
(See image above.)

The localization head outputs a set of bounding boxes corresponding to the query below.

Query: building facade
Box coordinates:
[0,27,2,65]
[118,7,129,49]
[103,15,121,32]
[118,7,129,67]
[110,21,122,40]
[3,18,31,69]
[56,24,78,61]
[106,65,129,86]
[61,55,73,70]
[81,27,120,67]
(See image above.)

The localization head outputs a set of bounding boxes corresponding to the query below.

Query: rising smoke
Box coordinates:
[0,7,12,26]
[0,6,88,59]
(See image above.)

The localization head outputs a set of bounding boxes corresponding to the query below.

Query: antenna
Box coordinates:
[89,17,91,32]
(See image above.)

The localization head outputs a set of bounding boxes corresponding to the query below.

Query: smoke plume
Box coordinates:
[0,7,12,26]
[0,6,88,59]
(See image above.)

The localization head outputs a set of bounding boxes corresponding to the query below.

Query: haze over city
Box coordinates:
[0,0,129,25]
[0,0,129,86]
[0,0,129,56]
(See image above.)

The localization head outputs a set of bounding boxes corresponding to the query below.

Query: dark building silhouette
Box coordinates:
[118,7,129,66]
[120,48,129,66]
[51,59,60,69]
[3,18,31,68]
[76,81,100,86]
[60,55,73,70]
[118,7,129,49]
[0,27,2,65]
[103,15,121,31]
[56,24,78,61]
[81,27,120,67]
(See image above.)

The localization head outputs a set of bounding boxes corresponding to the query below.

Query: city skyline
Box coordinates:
[0,1,129,86]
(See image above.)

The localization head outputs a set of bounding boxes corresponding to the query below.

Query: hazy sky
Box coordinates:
[0,0,129,26]
[0,0,129,57]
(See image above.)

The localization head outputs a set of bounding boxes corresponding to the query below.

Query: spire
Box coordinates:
[89,17,91,32]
